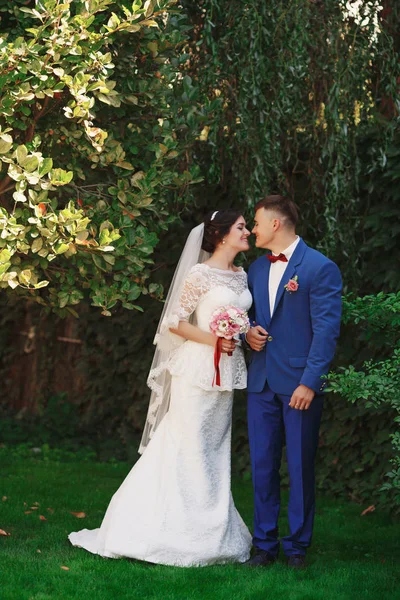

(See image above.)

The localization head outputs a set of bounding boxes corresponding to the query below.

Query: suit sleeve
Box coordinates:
[300,261,342,393]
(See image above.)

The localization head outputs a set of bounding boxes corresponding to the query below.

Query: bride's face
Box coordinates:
[223,216,251,252]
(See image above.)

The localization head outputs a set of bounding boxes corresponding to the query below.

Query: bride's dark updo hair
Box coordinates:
[202,209,243,253]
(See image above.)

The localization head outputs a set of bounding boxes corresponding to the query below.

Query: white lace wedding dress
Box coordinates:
[68,263,252,567]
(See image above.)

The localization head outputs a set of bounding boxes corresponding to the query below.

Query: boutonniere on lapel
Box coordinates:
[284,275,299,293]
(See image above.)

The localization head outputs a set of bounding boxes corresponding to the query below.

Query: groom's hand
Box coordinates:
[246,326,268,351]
[289,385,315,410]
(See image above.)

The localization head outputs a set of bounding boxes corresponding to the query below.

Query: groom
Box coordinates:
[244,195,342,569]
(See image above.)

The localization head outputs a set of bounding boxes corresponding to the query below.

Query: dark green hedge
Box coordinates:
[0,284,397,514]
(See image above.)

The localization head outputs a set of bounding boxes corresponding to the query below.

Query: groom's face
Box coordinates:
[252,208,278,249]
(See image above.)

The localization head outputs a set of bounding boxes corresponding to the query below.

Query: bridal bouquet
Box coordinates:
[210,305,250,345]
[209,306,250,386]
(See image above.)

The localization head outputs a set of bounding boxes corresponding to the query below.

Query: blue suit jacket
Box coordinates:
[246,238,342,396]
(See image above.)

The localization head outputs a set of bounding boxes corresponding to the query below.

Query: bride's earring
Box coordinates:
[222,239,226,244]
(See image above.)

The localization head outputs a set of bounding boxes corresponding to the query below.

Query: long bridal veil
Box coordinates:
[139,223,210,453]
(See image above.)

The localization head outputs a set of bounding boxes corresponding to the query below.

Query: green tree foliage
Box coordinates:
[182,0,399,285]
[328,292,400,503]
[0,0,204,315]
[355,125,400,292]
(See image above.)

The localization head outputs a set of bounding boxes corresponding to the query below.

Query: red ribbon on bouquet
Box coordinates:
[212,338,233,387]
[213,337,223,387]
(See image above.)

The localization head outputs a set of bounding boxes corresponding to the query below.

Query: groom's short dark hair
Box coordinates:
[255,195,299,229]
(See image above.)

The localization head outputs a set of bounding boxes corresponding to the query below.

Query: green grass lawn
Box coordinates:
[1,454,399,600]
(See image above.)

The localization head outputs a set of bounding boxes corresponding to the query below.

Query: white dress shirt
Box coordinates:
[268,236,300,316]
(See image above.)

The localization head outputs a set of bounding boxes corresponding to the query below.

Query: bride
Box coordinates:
[68,209,253,567]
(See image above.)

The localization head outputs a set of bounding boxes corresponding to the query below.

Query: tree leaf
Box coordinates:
[0,134,13,154]
[24,156,40,173]
[50,169,74,186]
[144,0,155,17]
[34,280,50,289]
[54,242,70,255]
[13,191,27,203]
[31,237,43,253]
[116,161,134,170]
[19,270,32,285]
[39,158,53,176]
[16,145,28,165]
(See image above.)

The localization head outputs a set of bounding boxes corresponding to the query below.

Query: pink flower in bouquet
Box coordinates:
[209,305,250,338]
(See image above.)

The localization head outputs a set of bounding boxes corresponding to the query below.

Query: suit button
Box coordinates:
[267,335,273,342]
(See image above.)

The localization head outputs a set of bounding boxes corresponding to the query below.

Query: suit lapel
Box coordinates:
[272,238,307,316]
[260,256,271,327]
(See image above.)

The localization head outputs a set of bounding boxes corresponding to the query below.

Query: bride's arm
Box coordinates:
[170,322,236,353]
[169,321,215,347]
[168,265,235,352]
[168,265,214,346]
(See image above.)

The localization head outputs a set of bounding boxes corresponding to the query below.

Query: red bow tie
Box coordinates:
[267,253,288,263]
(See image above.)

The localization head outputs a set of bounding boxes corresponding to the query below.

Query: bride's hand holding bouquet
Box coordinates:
[210,306,250,386]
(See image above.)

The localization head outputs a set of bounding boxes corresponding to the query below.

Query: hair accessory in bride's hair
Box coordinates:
[211,211,218,221]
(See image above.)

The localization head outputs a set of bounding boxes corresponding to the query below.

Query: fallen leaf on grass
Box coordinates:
[47,508,54,514]
[37,549,41,553]
[361,505,375,516]
[24,511,33,515]
[60,566,69,571]
[0,529,11,536]
[30,507,39,510]
[70,512,86,518]
[39,515,47,521]
[2,496,7,501]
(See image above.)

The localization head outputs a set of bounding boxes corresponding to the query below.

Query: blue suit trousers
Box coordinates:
[247,381,323,557]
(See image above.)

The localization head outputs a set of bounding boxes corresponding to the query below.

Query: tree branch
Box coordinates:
[26,96,50,143]
[0,175,13,211]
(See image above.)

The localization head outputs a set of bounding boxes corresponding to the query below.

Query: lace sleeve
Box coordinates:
[155,264,209,348]
[177,264,210,321]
